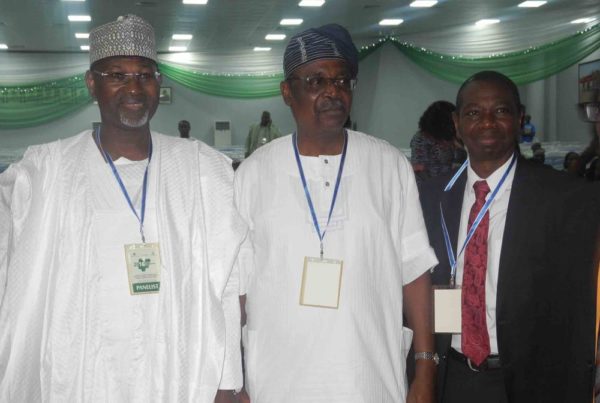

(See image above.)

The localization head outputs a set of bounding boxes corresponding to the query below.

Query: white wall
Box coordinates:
[520,48,600,144]
[352,44,458,149]
[1,45,598,153]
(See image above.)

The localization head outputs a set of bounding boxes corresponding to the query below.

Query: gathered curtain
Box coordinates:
[393,24,600,85]
[0,24,598,129]
[0,76,91,129]
[157,63,283,98]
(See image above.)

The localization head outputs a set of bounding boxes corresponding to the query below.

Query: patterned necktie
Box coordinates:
[461,180,491,366]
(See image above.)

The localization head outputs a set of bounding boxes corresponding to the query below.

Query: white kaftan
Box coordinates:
[0,131,246,402]
[234,131,438,403]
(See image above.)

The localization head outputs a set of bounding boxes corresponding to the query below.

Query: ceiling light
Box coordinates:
[571,17,597,24]
[75,33,89,39]
[0,44,8,50]
[68,15,92,22]
[379,19,404,26]
[475,19,500,26]
[62,0,85,2]
[169,46,188,52]
[183,0,208,4]
[172,34,193,40]
[80,45,89,51]
[280,19,303,26]
[410,1,437,7]
[518,1,547,7]
[254,47,271,52]
[299,0,325,7]
[265,34,286,40]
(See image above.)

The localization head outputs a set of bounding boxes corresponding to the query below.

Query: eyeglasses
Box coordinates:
[92,70,161,85]
[288,75,357,93]
[581,102,600,122]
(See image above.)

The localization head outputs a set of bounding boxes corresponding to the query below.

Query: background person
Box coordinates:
[410,101,457,183]
[521,114,536,143]
[178,119,191,138]
[244,110,281,157]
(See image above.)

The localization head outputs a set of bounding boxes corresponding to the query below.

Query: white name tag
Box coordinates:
[124,243,162,295]
[299,257,343,309]
[433,287,462,333]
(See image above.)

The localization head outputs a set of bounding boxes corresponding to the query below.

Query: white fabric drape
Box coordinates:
[0,15,597,85]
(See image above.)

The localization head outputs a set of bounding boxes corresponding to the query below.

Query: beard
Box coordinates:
[119,109,150,128]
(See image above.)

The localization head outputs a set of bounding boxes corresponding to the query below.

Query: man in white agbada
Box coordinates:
[0,15,244,403]
[235,24,439,403]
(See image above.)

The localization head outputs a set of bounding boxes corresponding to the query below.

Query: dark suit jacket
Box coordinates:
[419,157,599,403]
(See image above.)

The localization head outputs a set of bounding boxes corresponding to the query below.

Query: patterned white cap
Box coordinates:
[89,15,157,65]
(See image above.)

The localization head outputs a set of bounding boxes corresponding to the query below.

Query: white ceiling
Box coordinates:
[0,0,598,57]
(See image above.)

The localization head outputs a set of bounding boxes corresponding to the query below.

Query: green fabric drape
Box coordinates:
[0,76,91,129]
[158,63,284,98]
[392,24,600,85]
[1,24,598,128]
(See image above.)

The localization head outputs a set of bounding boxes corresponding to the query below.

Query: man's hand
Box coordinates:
[406,360,436,403]
[214,390,236,403]
[237,389,251,403]
[404,272,436,403]
[214,389,251,403]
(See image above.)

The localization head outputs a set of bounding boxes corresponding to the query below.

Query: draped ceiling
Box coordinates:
[0,22,599,129]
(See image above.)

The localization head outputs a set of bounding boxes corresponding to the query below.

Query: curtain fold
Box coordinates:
[1,24,598,129]
[0,76,91,129]
[157,63,283,98]
[393,24,600,85]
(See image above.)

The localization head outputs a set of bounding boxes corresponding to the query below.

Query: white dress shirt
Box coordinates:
[451,155,517,355]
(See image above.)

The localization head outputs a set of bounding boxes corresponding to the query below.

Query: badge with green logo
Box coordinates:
[124,243,161,295]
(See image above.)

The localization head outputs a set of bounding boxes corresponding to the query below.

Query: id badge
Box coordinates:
[124,243,161,295]
[299,256,343,309]
[433,286,461,333]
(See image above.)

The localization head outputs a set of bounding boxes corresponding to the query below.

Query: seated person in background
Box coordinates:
[530,142,546,164]
[563,151,580,174]
[245,111,281,157]
[178,119,191,138]
[410,100,457,183]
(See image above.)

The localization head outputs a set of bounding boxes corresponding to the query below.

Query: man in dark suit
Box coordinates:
[419,71,599,403]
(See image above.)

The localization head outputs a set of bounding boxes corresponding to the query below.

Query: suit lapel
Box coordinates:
[495,157,529,326]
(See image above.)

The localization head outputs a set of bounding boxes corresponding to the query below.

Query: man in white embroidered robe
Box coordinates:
[235,24,439,403]
[0,15,244,403]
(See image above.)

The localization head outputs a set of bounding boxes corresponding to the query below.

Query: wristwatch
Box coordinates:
[414,351,440,365]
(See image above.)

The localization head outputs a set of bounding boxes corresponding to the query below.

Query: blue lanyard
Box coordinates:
[440,154,517,287]
[292,131,348,258]
[95,127,152,243]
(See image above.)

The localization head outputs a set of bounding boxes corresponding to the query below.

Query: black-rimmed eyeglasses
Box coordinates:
[287,75,357,93]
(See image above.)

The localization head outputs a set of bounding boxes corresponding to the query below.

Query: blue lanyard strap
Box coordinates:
[440,154,517,287]
[292,131,348,258]
[95,127,153,243]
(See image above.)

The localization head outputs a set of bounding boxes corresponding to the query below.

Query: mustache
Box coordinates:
[119,95,147,105]
[317,98,346,112]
